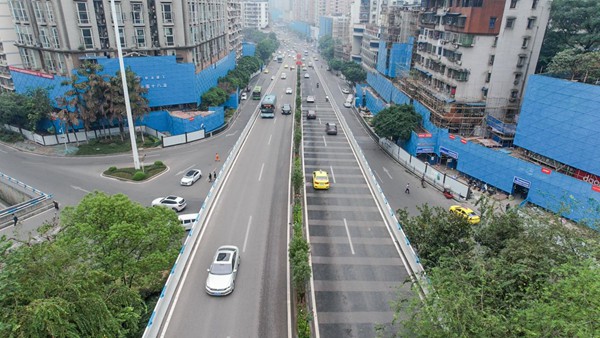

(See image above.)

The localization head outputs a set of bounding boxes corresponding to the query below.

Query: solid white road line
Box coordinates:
[343,218,355,255]
[322,135,327,147]
[382,166,393,179]
[329,165,336,183]
[258,163,265,181]
[243,216,253,253]
[176,164,197,176]
[70,185,90,193]
[374,170,383,183]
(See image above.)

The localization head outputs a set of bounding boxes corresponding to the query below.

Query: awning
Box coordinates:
[415,67,432,76]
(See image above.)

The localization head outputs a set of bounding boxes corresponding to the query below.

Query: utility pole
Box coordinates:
[110,0,140,169]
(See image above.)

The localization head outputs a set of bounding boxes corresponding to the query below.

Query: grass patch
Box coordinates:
[104,161,167,181]
[0,129,25,143]
[76,135,161,155]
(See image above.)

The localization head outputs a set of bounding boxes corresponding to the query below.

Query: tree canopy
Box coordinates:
[0,192,184,337]
[371,104,422,142]
[201,87,229,110]
[0,88,52,131]
[341,61,367,84]
[318,36,335,61]
[389,202,600,337]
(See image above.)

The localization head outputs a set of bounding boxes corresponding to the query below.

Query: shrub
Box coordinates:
[296,305,311,338]
[108,166,117,172]
[132,171,147,181]
[292,157,303,192]
[153,161,164,167]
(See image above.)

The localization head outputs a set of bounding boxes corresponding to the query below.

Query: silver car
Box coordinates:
[206,246,240,296]
[180,169,202,186]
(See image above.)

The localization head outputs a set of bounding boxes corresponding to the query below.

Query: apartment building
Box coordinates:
[240,1,269,30]
[228,0,243,58]
[0,0,21,91]
[292,0,317,25]
[412,0,550,139]
[7,0,238,75]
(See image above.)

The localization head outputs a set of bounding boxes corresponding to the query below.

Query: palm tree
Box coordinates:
[106,67,149,141]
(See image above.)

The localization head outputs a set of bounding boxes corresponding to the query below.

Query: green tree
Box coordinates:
[328,58,343,71]
[201,87,228,110]
[549,0,600,52]
[107,67,149,140]
[0,89,52,130]
[341,61,366,84]
[372,104,422,142]
[318,36,335,61]
[25,87,53,131]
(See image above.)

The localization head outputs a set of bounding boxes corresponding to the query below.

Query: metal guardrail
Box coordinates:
[0,172,53,228]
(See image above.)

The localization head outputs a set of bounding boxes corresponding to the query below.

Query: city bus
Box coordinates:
[260,94,277,118]
[252,86,262,100]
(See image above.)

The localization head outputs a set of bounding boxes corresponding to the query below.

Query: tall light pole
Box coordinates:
[110,0,140,169]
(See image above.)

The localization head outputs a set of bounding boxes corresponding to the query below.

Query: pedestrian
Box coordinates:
[53,200,59,210]
[213,170,217,180]
[208,172,213,182]
[506,203,510,212]
[13,214,18,227]
[215,152,220,162]
[405,183,410,194]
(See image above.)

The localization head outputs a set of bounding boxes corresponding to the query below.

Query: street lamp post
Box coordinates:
[110,0,140,170]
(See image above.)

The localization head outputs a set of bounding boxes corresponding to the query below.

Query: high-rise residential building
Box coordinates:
[412,0,551,139]
[228,0,243,58]
[320,14,351,59]
[240,1,269,30]
[0,0,20,91]
[6,0,237,75]
[292,0,316,25]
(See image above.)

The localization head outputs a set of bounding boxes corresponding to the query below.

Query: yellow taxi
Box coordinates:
[264,69,269,74]
[284,64,289,68]
[312,170,330,190]
[449,205,481,224]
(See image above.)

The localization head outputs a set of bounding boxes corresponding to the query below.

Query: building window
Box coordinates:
[510,90,519,99]
[506,17,515,29]
[10,0,29,21]
[489,17,497,29]
[115,3,124,25]
[489,55,495,65]
[131,3,144,25]
[485,72,491,83]
[19,25,34,45]
[522,36,530,49]
[39,28,50,48]
[57,54,67,74]
[118,27,126,47]
[33,1,45,23]
[517,54,527,67]
[43,51,56,72]
[527,17,536,29]
[76,2,90,24]
[51,28,60,48]
[80,28,93,49]
[532,0,538,9]
[492,36,498,47]
[19,48,37,68]
[162,3,173,23]
[45,2,55,23]
[514,72,523,84]
[510,0,518,8]
[135,28,146,47]
[164,27,174,46]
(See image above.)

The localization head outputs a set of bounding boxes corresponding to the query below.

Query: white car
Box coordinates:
[304,73,310,78]
[306,96,315,103]
[241,92,247,100]
[206,245,240,296]
[180,169,202,186]
[152,196,187,212]
[341,88,351,94]
[281,72,287,79]
[286,87,293,94]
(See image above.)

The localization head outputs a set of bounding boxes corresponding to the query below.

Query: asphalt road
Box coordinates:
[158,60,293,337]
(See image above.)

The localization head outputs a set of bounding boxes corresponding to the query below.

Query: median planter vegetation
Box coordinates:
[289,66,312,337]
[103,161,166,181]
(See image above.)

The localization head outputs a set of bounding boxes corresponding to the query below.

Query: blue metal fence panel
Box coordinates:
[195,51,237,106]
[319,17,333,38]
[242,42,256,56]
[10,70,70,106]
[289,21,311,37]
[515,75,600,176]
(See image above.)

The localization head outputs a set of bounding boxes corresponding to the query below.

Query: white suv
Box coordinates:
[152,196,187,212]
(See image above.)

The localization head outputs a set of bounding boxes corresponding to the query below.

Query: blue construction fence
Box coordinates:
[363,71,600,224]
[242,42,257,57]
[289,21,311,38]
[376,38,413,78]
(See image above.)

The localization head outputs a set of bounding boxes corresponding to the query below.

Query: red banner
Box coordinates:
[418,133,432,138]
[460,138,467,144]
[9,66,54,79]
[541,168,552,174]
[574,169,600,186]
[592,185,600,193]
[449,134,456,140]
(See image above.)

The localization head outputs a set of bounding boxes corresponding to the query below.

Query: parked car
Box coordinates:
[180,169,202,186]
[325,122,338,135]
[312,170,330,190]
[286,87,293,94]
[282,103,292,115]
[341,88,351,94]
[306,95,315,103]
[241,92,247,100]
[152,196,187,212]
[264,69,269,74]
[449,205,481,224]
[307,110,317,119]
[205,245,240,296]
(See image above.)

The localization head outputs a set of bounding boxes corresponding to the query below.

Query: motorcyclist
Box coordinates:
[316,83,319,88]
[325,95,329,102]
